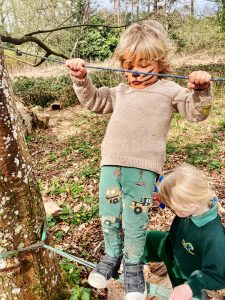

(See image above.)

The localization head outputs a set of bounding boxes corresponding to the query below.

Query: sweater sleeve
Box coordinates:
[171,83,212,122]
[186,225,225,297]
[72,75,116,114]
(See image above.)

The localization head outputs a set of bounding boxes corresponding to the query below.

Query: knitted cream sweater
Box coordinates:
[72,76,212,174]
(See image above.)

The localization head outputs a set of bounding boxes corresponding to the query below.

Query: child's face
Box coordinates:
[122,52,159,89]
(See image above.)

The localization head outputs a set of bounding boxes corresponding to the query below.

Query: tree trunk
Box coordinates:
[191,0,194,16]
[136,0,139,16]
[114,0,117,23]
[0,43,69,299]
[153,0,157,14]
[125,0,128,19]
[148,0,151,14]
[222,0,225,31]
[131,0,134,17]
[118,0,121,25]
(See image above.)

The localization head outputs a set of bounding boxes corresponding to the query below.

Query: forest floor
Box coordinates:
[12,57,225,299]
[27,99,224,299]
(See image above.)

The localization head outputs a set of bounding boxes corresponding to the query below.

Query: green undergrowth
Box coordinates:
[12,71,123,108]
[12,63,225,108]
[174,63,225,81]
[165,83,224,171]
[48,203,99,232]
[13,75,78,107]
[61,260,91,300]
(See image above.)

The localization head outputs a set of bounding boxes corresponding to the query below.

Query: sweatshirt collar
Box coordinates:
[125,79,162,92]
[191,205,218,227]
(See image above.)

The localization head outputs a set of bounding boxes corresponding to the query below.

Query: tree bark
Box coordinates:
[191,0,194,16]
[131,0,134,17]
[118,0,121,25]
[114,0,117,23]
[148,0,151,14]
[154,0,157,14]
[0,42,69,299]
[136,0,139,15]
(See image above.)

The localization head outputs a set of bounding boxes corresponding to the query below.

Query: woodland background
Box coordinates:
[0,0,225,299]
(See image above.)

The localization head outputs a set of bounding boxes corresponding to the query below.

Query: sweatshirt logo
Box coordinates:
[182,239,195,255]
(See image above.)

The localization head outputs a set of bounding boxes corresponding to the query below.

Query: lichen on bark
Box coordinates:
[0,40,70,299]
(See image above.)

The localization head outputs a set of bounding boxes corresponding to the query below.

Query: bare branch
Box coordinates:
[1,35,68,65]
[24,13,155,36]
[25,24,126,36]
[0,12,155,66]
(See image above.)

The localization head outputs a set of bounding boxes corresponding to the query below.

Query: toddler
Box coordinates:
[66,20,212,300]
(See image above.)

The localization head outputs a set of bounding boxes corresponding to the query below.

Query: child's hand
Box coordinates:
[169,284,193,300]
[66,58,87,80]
[188,71,211,90]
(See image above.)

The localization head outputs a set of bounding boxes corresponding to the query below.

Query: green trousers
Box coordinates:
[99,166,156,264]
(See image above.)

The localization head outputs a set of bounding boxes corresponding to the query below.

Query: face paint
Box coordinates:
[122,54,159,89]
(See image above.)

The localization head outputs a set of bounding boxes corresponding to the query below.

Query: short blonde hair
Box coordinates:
[158,164,216,212]
[114,20,173,73]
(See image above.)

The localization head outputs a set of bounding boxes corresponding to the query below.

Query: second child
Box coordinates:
[143,164,225,300]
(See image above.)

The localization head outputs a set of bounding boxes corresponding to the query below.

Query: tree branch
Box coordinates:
[24,13,154,36]
[0,12,155,66]
[1,35,68,65]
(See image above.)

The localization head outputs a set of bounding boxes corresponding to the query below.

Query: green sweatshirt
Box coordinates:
[168,205,225,297]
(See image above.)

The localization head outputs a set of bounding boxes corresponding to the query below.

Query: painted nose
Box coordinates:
[132,71,139,78]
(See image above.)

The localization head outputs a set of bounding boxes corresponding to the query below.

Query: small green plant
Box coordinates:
[61,261,91,300]
[184,142,221,170]
[70,287,90,300]
[47,216,57,228]
[48,152,57,161]
[54,230,65,242]
[166,143,177,154]
[50,179,67,196]
[70,183,84,198]
[25,135,34,142]
[208,160,221,171]
[53,204,99,226]
[79,166,99,179]
[62,147,73,156]
[213,120,225,133]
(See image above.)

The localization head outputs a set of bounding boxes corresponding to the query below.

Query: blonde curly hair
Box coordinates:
[114,20,173,73]
[158,164,216,213]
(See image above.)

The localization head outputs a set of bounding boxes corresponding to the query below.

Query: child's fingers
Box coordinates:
[188,71,211,89]
[65,58,87,79]
[196,71,211,85]
[65,58,86,71]
[189,71,211,84]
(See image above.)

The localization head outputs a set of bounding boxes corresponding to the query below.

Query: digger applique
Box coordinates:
[106,187,121,204]
[130,198,152,214]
